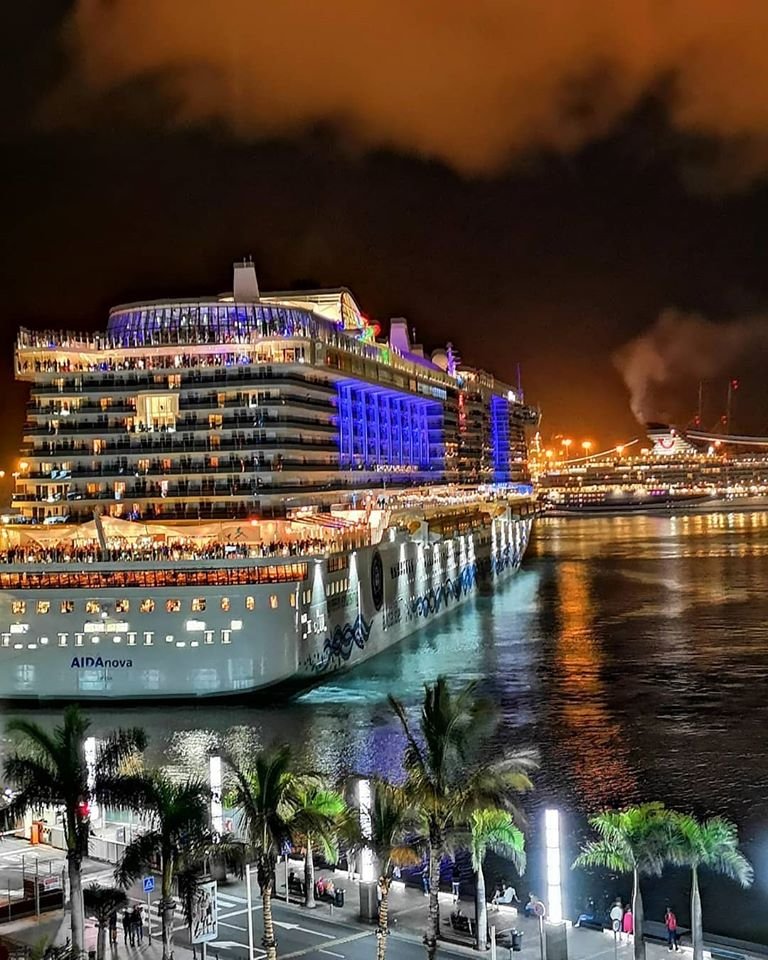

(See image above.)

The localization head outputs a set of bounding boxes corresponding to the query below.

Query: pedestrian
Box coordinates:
[133,904,144,945]
[665,907,680,951]
[622,905,634,942]
[609,898,624,934]
[451,863,461,903]
[109,911,118,948]
[122,909,131,946]
[421,865,430,896]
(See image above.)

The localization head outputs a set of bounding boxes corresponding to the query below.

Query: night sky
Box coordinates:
[5,1,768,478]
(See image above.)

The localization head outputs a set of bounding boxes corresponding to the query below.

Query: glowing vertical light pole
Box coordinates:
[544,808,563,924]
[84,736,100,829]
[358,779,375,882]
[209,755,223,835]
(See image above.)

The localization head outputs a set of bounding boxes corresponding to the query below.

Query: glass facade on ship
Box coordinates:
[14,263,537,522]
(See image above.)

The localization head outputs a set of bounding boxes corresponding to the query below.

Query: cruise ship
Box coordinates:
[1,261,539,699]
[538,425,768,515]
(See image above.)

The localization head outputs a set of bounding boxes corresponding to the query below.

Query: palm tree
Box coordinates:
[390,678,534,960]
[468,809,525,951]
[226,744,342,960]
[1,706,146,955]
[83,885,128,960]
[367,779,421,960]
[573,803,674,960]
[292,785,347,909]
[668,814,753,960]
[115,775,211,960]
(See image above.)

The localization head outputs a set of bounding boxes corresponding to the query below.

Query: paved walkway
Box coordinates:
[0,842,762,960]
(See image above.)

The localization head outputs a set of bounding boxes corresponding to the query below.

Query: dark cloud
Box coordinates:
[53,0,768,185]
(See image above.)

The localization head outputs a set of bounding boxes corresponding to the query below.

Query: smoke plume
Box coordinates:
[613,309,768,423]
[48,1,768,181]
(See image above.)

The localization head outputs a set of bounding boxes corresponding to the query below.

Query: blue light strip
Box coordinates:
[336,381,443,472]
[490,395,511,481]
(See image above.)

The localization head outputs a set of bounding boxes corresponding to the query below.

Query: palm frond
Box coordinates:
[573,838,632,873]
[115,830,161,887]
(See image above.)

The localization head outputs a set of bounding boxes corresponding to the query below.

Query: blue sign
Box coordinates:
[143,877,155,894]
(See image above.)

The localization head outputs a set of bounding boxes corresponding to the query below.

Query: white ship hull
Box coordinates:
[0,514,532,699]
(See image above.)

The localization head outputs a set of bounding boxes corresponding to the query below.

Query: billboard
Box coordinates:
[190,880,218,944]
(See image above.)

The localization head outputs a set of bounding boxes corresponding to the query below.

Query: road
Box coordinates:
[123,882,472,960]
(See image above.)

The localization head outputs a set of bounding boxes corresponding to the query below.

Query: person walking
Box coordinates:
[622,904,634,942]
[109,911,118,949]
[610,899,624,938]
[665,907,680,951]
[122,910,132,947]
[132,904,144,945]
[451,863,461,903]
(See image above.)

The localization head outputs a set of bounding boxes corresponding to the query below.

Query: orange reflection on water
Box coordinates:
[553,559,638,810]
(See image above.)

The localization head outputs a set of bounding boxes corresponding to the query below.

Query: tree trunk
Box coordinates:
[96,920,107,960]
[261,877,278,960]
[475,863,488,951]
[161,854,176,960]
[304,836,316,908]
[632,868,645,960]
[68,852,85,956]
[376,877,391,960]
[691,865,703,960]
[424,840,442,960]
[160,900,176,960]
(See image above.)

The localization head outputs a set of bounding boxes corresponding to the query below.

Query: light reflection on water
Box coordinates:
[4,513,768,941]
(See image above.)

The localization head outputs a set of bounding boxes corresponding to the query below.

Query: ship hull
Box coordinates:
[0,513,532,700]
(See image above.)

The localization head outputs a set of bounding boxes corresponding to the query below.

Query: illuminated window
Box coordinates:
[220,598,230,612]
[140,599,155,613]
[115,599,130,613]
[166,599,181,613]
[289,594,296,607]
[60,600,74,614]
[245,596,255,611]
[12,601,26,615]
[85,600,100,615]
[191,598,206,612]
[36,601,50,615]
[269,595,279,610]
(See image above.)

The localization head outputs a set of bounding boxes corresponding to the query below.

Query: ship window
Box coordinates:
[12,601,25,615]
[191,598,206,612]
[220,597,230,612]
[166,599,181,613]
[221,629,232,644]
[61,600,74,614]
[36,601,50,615]
[115,599,130,613]
[289,594,296,607]
[245,596,255,611]
[85,600,100,614]
[141,599,155,613]
[269,594,279,610]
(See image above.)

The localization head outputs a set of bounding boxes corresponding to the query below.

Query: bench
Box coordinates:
[288,876,305,898]
[710,950,746,960]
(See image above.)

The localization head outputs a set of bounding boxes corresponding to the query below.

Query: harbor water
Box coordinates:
[3,512,768,941]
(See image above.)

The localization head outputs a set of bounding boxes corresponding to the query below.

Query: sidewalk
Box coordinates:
[0,841,763,960]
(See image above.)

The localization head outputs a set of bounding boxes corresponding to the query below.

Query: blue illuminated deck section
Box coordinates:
[336,382,444,472]
[490,394,511,481]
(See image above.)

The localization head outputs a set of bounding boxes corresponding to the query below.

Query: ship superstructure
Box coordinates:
[0,262,538,699]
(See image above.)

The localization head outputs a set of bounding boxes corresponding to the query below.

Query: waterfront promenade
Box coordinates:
[0,842,760,960]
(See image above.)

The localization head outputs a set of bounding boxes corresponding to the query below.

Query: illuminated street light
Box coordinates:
[581,441,592,456]
[561,439,572,452]
[616,445,624,456]
[544,808,563,924]
[209,755,223,834]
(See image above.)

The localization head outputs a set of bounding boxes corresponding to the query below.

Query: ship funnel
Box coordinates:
[233,258,260,301]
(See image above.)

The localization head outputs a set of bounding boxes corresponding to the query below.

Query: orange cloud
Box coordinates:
[58,0,768,179]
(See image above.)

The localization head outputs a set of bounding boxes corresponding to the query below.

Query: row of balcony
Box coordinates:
[29,369,337,395]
